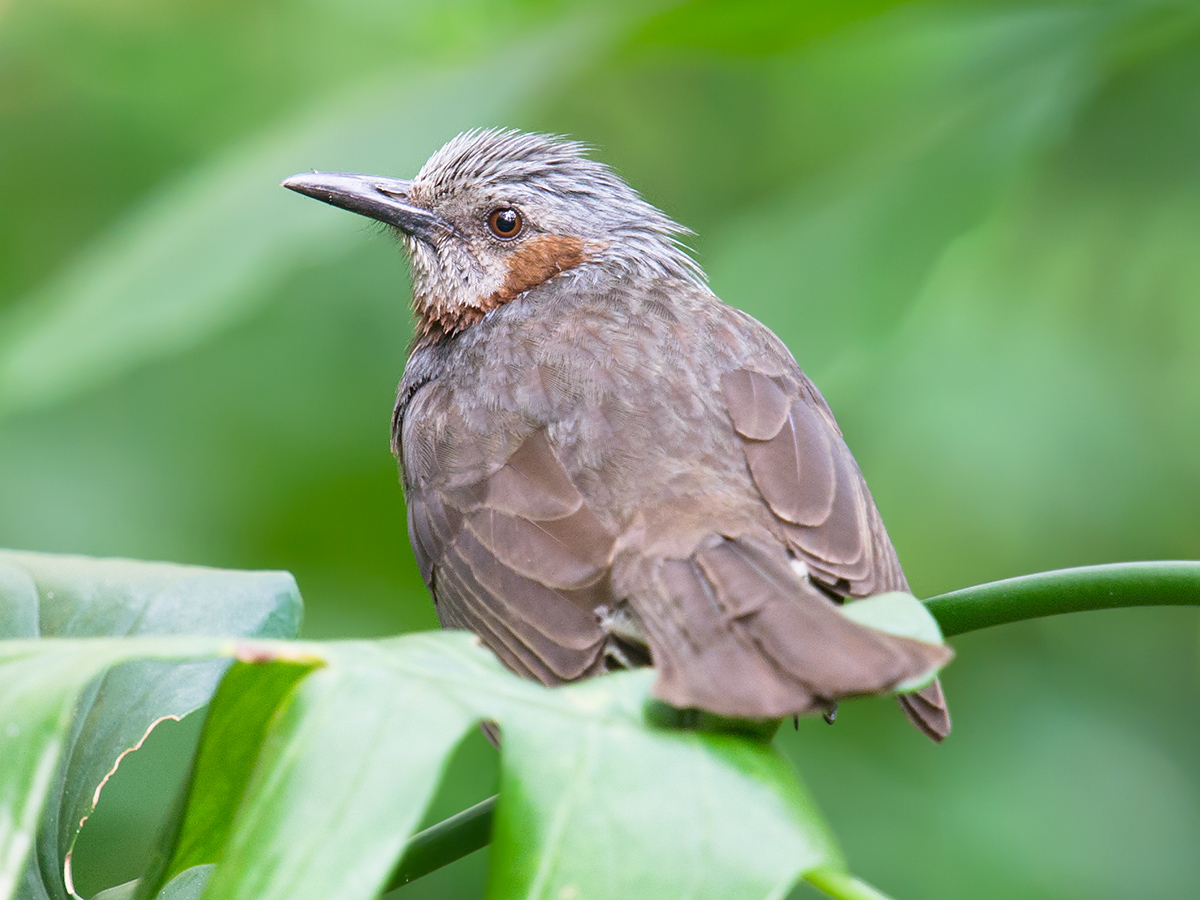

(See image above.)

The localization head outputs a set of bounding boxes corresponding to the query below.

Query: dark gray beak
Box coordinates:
[281,172,446,239]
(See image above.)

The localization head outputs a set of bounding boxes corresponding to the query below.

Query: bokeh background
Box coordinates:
[3,0,1200,897]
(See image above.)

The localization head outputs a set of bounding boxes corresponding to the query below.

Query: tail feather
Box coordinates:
[898,679,951,742]
[624,536,951,719]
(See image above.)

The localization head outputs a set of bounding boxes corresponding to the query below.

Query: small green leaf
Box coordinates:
[839,592,945,647]
[839,592,948,693]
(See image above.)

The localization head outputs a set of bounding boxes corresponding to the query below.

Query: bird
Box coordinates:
[283,129,952,740]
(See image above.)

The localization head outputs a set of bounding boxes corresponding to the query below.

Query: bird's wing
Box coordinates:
[406,425,613,686]
[720,365,951,738]
[720,367,903,597]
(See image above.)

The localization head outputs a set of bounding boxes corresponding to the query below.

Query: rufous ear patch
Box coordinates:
[490,235,586,305]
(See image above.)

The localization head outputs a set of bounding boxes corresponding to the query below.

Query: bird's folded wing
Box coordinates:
[721,367,903,598]
[407,429,613,685]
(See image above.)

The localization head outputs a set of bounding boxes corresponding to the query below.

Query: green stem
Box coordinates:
[384,795,496,892]
[924,561,1200,637]
[385,561,1200,893]
[805,867,896,900]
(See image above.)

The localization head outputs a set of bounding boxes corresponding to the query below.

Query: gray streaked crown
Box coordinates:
[410,129,705,282]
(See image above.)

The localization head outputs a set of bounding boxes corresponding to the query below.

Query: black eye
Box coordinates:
[487,207,523,239]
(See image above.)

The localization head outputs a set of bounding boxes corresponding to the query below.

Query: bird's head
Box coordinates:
[283,129,701,343]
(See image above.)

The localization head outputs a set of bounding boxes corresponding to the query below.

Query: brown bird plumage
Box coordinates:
[283,129,951,738]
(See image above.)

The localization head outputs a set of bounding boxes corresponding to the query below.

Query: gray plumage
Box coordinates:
[284,129,952,738]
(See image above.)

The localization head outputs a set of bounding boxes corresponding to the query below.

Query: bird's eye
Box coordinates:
[487,207,523,240]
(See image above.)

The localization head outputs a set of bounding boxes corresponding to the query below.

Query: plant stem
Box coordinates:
[385,561,1200,892]
[923,561,1200,637]
[384,795,495,892]
[805,867,896,900]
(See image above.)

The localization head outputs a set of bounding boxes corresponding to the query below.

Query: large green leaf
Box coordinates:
[16,561,1192,900]
[0,551,301,900]
[0,551,300,643]
[2,630,873,900]
[148,634,854,900]
[148,661,320,888]
[1,648,114,900]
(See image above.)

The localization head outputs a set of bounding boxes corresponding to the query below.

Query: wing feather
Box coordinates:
[722,369,791,440]
[406,429,611,685]
[723,367,890,597]
[465,505,611,590]
[742,399,838,527]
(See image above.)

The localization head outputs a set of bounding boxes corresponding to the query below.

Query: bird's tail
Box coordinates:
[621,535,952,719]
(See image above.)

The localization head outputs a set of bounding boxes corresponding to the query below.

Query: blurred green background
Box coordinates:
[3,0,1200,897]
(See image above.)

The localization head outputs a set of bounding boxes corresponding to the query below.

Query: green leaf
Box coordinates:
[147,634,841,900]
[805,868,897,900]
[92,879,138,900]
[839,592,947,692]
[0,568,38,639]
[1,648,118,900]
[10,551,1200,900]
[95,865,213,900]
[0,550,302,642]
[153,867,211,900]
[840,592,945,647]
[0,551,301,900]
[1,640,224,900]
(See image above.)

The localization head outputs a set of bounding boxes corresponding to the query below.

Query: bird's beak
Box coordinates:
[281,172,446,239]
